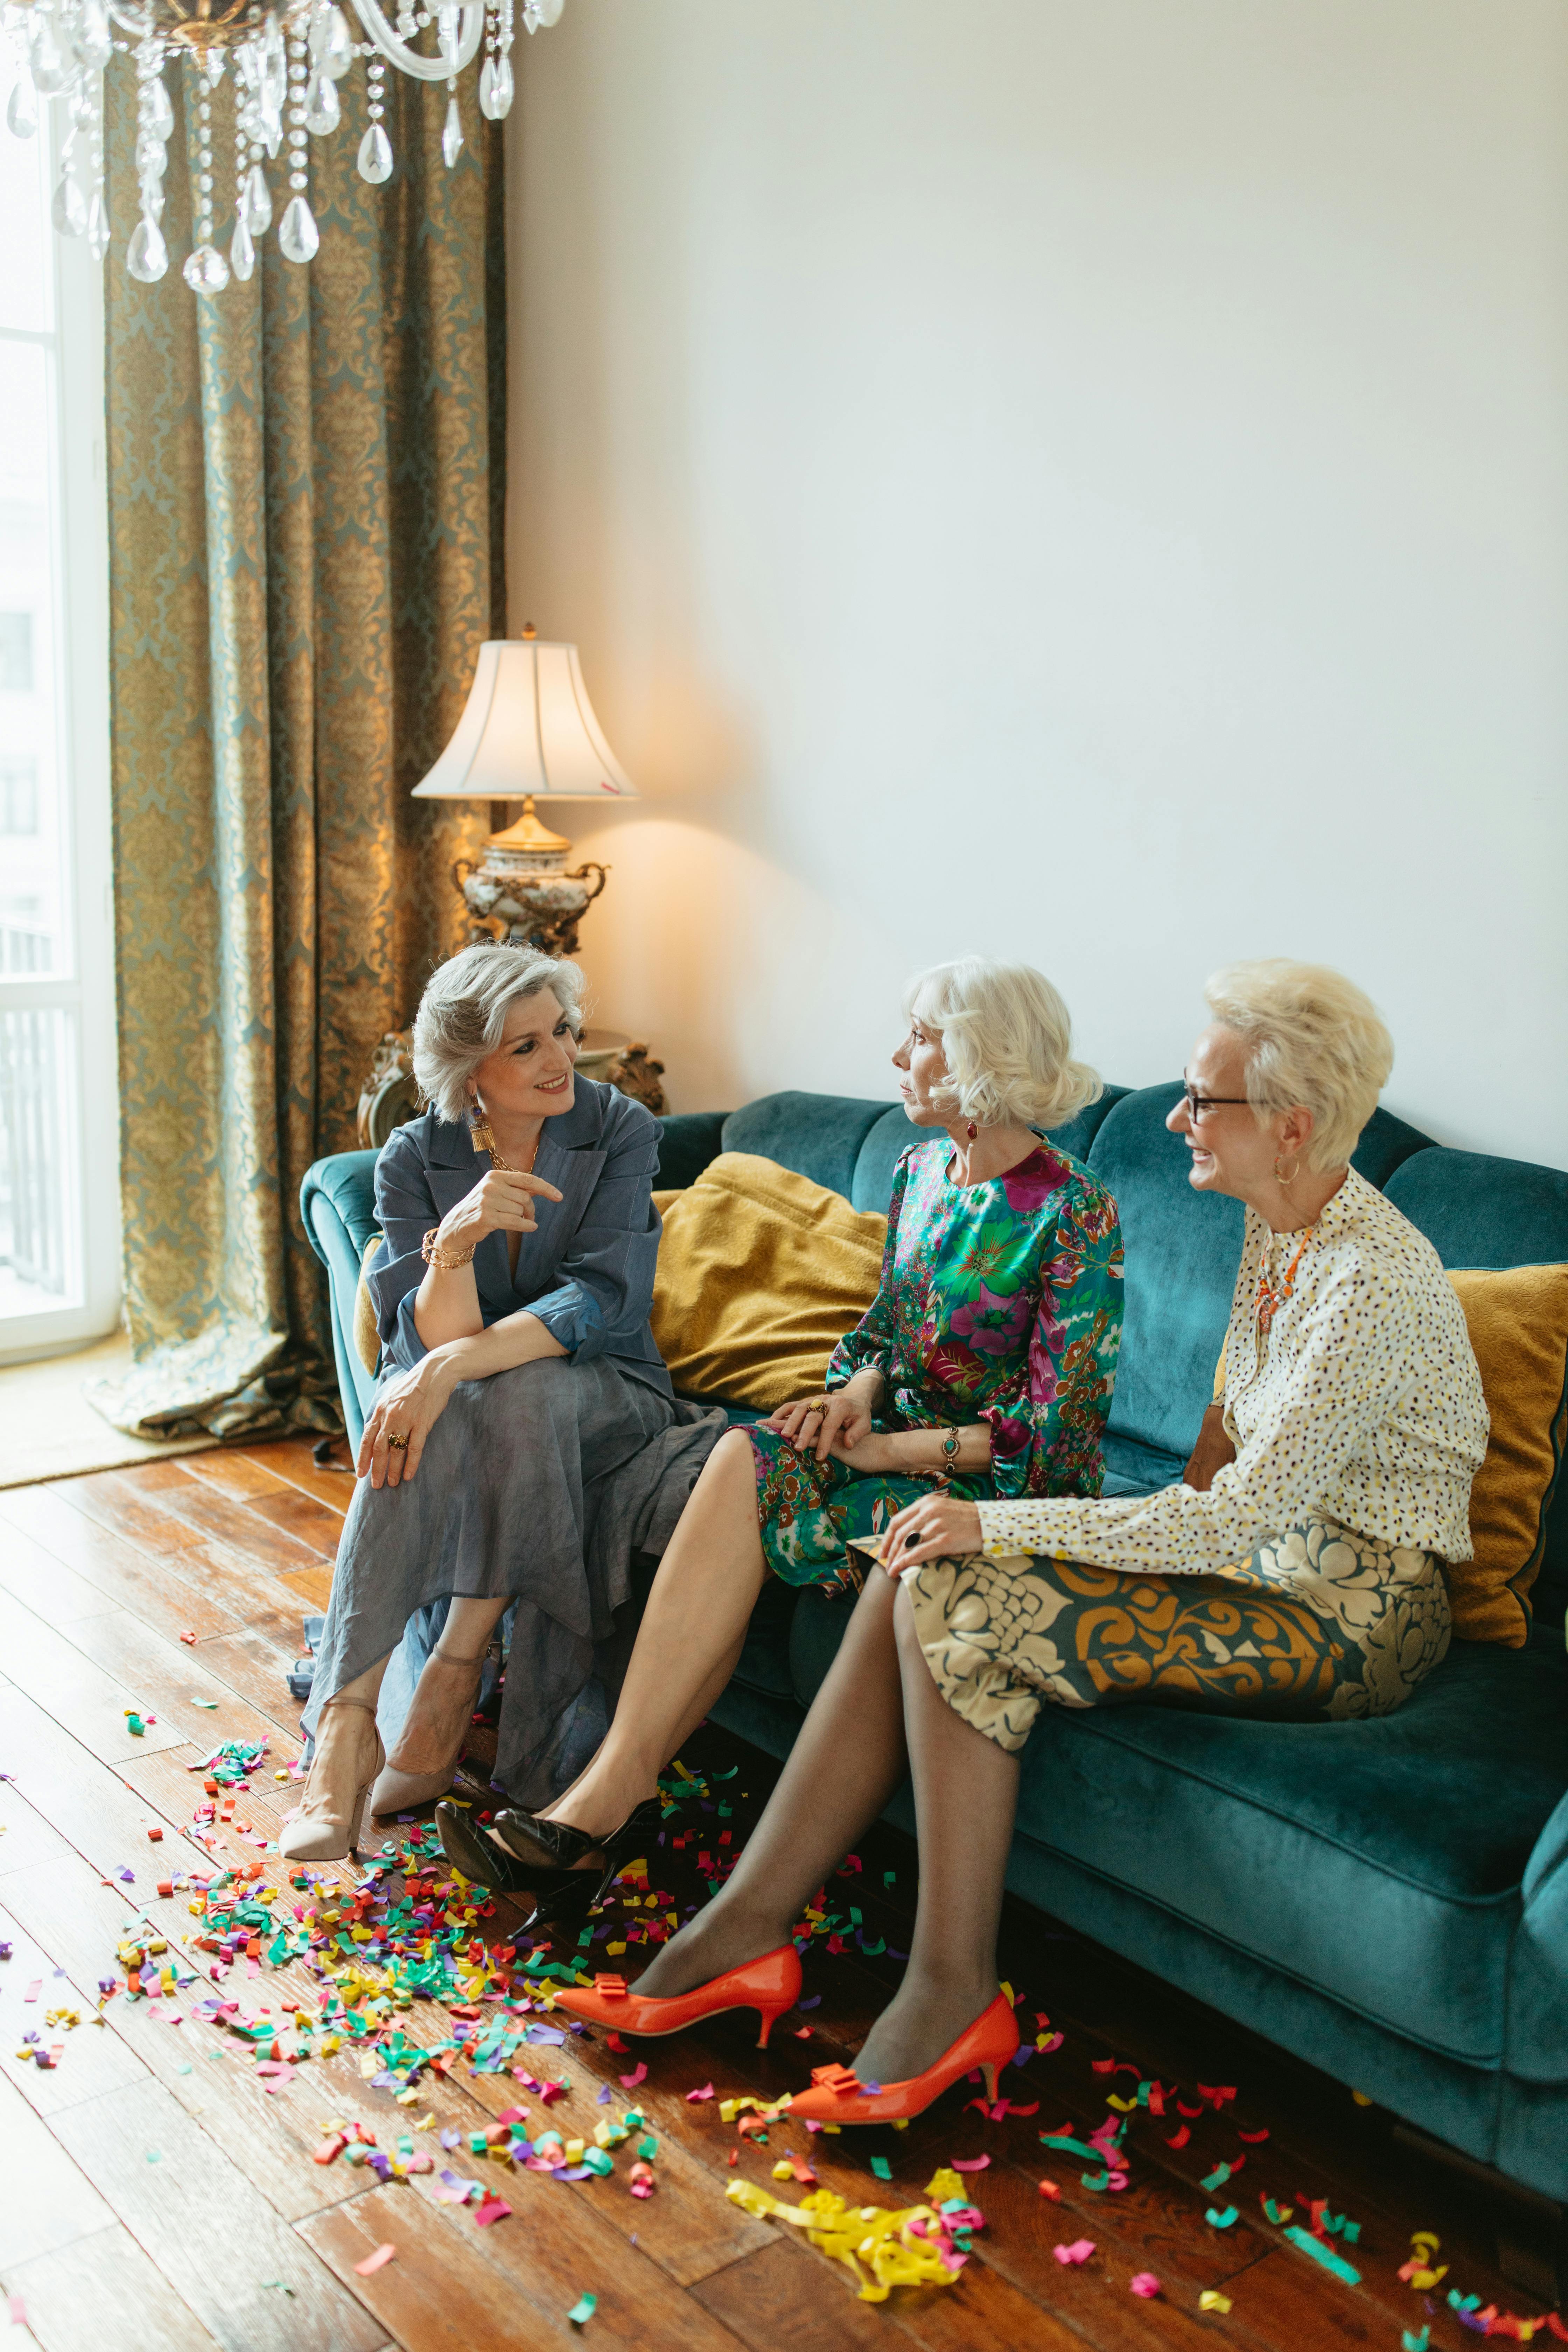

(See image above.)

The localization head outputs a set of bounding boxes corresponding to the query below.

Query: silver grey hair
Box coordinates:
[1204,958,1394,1173]
[904,957,1101,1133]
[412,943,586,1123]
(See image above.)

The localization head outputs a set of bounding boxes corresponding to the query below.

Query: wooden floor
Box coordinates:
[0,1438,1557,2351]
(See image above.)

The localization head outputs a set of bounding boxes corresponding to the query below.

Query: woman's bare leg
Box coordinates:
[534,1429,767,1839]
[847,1579,1019,2085]
[632,1570,910,1996]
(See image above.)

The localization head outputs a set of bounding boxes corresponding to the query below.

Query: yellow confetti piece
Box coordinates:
[726,2178,980,2304]
[1199,2290,1233,2315]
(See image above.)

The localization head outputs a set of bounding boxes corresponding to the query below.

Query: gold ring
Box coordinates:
[386,1433,410,1450]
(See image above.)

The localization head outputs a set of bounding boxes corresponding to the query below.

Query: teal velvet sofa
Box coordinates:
[301,1083,1568,2206]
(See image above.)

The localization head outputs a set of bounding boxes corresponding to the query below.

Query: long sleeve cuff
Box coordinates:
[527,1280,604,1358]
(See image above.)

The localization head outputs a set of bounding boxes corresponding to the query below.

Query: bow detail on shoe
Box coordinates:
[808,2062,862,2096]
[594,1974,628,1999]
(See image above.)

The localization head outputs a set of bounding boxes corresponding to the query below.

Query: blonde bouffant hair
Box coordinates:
[905,958,1101,1134]
[1204,958,1394,1172]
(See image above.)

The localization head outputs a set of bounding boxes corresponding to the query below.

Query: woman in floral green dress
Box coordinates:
[462,958,1124,1899]
[750,1115,1124,1594]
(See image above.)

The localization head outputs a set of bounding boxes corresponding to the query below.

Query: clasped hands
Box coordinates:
[762,1371,983,1576]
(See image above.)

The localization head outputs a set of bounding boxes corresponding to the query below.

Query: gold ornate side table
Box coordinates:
[356,1029,666,1149]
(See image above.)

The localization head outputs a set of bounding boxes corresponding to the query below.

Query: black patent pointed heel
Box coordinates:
[510,1797,664,1946]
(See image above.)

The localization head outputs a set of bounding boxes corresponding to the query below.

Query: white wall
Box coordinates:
[507,0,1568,1169]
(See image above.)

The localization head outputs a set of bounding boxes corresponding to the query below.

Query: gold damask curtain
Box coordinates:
[94,58,504,1441]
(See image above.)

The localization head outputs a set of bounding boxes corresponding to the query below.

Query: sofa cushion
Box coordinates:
[721,1093,895,1200]
[1445,1266,1568,1646]
[785,1592,1567,2064]
[654,1111,728,1191]
[649,1155,885,1409]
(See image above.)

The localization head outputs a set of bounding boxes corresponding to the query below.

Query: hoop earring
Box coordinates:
[1273,1154,1300,1185]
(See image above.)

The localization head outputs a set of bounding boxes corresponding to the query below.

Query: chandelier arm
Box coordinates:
[344,0,485,82]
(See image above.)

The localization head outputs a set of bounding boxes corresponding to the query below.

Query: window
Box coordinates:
[0,121,118,1357]
[0,611,33,691]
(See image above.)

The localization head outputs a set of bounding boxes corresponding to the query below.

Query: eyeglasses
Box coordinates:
[1180,1085,1251,1125]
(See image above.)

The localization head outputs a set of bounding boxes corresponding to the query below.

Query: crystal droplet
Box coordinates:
[52,171,88,237]
[243,162,272,235]
[478,51,513,118]
[127,214,168,282]
[278,192,319,264]
[145,75,174,139]
[6,79,38,137]
[356,120,392,184]
[441,95,462,169]
[230,212,255,281]
[303,69,338,134]
[77,2,113,71]
[87,188,110,260]
[28,19,66,96]
[182,240,231,294]
[134,130,167,178]
[321,4,354,78]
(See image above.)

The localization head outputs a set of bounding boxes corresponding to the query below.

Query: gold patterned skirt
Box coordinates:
[902,1516,1451,1752]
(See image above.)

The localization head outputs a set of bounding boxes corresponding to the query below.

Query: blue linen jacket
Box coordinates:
[365,1079,672,1395]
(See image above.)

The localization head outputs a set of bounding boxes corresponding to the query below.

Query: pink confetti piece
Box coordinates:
[620,2062,648,2088]
[1054,2240,1096,2266]
[23,1981,42,2002]
[950,2154,990,2172]
[474,2195,512,2227]
[685,2082,715,2104]
[1130,2273,1162,2298]
[354,2244,396,2276]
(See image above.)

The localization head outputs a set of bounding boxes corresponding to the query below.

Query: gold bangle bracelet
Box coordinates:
[421,1227,476,1272]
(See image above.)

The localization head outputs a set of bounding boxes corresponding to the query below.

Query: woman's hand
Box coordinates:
[358,1355,457,1489]
[436,1167,564,1257]
[875,1491,984,1576]
[1183,1402,1237,1494]
[763,1369,882,1463]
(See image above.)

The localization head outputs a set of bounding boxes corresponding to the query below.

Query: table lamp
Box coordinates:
[412,627,639,958]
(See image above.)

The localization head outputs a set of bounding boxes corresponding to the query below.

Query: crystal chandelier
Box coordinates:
[0,0,562,292]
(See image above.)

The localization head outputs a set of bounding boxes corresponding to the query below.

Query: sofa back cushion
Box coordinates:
[649,1153,886,1408]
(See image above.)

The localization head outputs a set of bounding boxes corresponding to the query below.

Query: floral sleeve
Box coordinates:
[980,1175,1124,1499]
[825,1153,910,1393]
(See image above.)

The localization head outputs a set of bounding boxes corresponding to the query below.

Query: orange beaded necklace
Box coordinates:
[1254,1225,1317,1333]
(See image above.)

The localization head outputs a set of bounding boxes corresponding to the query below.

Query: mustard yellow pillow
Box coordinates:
[1446,1264,1568,1647]
[651,1153,887,1409]
[352,1233,384,1377]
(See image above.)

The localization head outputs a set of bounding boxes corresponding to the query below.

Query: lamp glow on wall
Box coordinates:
[413,628,639,958]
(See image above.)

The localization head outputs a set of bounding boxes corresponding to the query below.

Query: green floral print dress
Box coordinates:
[746,1137,1125,1594]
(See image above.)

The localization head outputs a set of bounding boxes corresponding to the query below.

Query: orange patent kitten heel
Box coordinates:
[783,1989,1018,2124]
[551,1943,803,2049]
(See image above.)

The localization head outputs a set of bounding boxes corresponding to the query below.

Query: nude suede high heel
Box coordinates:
[280,1700,385,1864]
[370,1650,486,1816]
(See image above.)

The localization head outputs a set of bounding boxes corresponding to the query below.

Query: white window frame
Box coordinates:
[0,125,120,1366]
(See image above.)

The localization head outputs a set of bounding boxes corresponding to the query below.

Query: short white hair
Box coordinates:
[905,957,1101,1133]
[1204,958,1393,1172]
[412,943,586,1123]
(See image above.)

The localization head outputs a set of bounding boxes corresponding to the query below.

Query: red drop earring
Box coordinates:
[966,1120,978,1141]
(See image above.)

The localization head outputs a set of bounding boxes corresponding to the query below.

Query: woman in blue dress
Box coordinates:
[282,943,722,1865]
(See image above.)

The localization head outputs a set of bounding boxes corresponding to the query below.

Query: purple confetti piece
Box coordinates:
[596,2086,612,2105]
[797,1995,821,2010]
[118,1870,135,1884]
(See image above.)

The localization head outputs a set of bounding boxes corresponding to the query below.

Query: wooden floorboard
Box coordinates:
[0,1435,1559,2352]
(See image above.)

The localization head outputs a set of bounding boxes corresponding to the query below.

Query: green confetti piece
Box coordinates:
[567,2293,597,2325]
[191,1699,218,1710]
[1283,2226,1360,2284]
[146,2150,162,2163]
[1204,2205,1239,2230]
[869,2156,892,2181]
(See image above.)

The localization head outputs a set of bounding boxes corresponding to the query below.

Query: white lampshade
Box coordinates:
[411,638,639,804]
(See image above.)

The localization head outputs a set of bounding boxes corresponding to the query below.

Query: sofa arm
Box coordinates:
[1506,1783,1568,2080]
[654,1112,728,1191]
[302,1154,382,1452]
